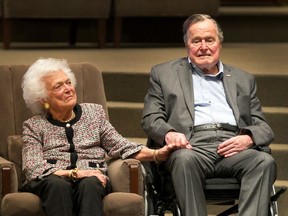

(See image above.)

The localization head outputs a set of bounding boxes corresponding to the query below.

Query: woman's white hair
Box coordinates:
[22,58,77,115]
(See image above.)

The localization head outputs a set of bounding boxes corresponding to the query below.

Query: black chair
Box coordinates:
[142,140,285,216]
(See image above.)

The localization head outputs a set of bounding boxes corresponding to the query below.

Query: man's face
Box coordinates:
[186,19,222,74]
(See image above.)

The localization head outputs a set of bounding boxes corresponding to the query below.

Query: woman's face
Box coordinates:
[43,70,77,113]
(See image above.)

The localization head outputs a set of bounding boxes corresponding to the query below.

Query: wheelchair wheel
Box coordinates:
[171,203,181,216]
[145,189,157,216]
[269,201,278,216]
[268,186,279,216]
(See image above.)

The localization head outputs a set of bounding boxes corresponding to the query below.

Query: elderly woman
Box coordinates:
[20,58,174,216]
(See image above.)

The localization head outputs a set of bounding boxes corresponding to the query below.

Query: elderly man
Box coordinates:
[141,14,276,216]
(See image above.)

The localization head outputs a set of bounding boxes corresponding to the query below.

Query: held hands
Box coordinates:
[154,131,192,163]
[160,132,254,159]
[165,131,192,150]
[155,144,174,162]
[217,134,254,157]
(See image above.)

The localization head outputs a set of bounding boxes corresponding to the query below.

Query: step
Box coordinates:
[103,72,288,107]
[271,144,288,180]
[264,107,288,144]
[256,75,288,107]
[117,8,288,44]
[125,139,288,184]
[126,139,288,179]
[219,6,288,16]
[217,6,288,42]
[107,101,146,138]
[103,72,149,103]
[107,101,288,144]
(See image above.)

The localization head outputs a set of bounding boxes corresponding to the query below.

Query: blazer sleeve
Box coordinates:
[237,73,274,146]
[141,65,176,146]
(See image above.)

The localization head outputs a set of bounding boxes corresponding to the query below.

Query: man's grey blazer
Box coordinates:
[141,57,274,147]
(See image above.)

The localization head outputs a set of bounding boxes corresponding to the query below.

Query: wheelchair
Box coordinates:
[142,141,286,216]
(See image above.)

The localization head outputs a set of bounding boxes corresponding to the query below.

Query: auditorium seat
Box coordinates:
[113,0,220,47]
[2,0,111,49]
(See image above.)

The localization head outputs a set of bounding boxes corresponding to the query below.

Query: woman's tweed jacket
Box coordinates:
[22,103,143,182]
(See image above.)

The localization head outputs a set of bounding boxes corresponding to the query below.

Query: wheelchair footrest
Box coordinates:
[270,187,286,202]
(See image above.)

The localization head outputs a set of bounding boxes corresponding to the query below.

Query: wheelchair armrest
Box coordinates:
[107,158,143,196]
[0,157,18,198]
[252,145,271,154]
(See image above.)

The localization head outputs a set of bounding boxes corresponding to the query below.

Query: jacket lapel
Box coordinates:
[222,65,240,123]
[177,59,194,121]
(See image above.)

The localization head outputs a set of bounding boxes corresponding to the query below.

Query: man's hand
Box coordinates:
[217,135,254,157]
[165,131,192,150]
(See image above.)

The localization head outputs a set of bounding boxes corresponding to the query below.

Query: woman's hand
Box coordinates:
[132,136,192,163]
[156,145,173,161]
[54,169,107,187]
[77,170,107,187]
[156,139,191,162]
[155,132,192,162]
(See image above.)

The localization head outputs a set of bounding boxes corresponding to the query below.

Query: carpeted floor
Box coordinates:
[0,42,287,75]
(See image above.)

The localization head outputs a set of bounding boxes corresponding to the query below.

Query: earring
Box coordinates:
[44,103,50,110]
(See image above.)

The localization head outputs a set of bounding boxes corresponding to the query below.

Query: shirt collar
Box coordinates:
[47,103,82,127]
[188,58,224,80]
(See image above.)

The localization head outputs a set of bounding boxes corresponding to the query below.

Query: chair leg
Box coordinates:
[1,167,11,197]
[130,163,139,194]
[114,17,122,48]
[2,18,11,49]
[69,20,78,46]
[97,19,106,48]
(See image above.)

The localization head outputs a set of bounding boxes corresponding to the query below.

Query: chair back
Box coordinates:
[114,0,220,17]
[0,63,108,159]
[3,0,111,19]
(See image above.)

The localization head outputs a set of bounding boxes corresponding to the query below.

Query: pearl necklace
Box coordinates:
[63,111,75,123]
